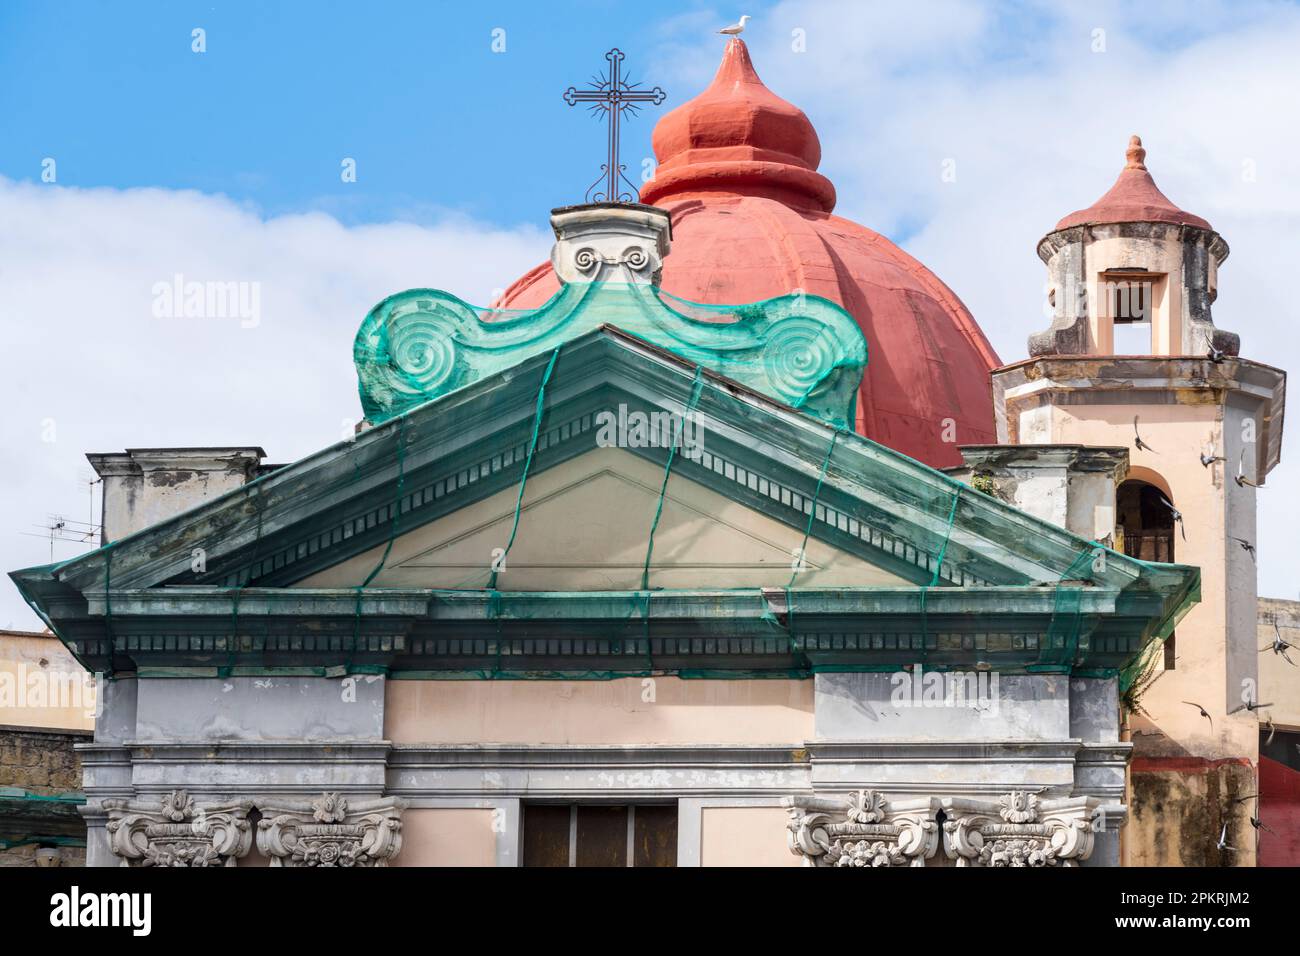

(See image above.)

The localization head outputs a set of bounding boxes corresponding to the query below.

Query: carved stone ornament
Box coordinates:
[256,792,406,867]
[550,203,672,285]
[103,789,253,867]
[941,791,1100,867]
[783,790,941,867]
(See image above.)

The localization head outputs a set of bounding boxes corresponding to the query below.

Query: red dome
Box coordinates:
[498,39,1000,467]
[1055,135,1212,232]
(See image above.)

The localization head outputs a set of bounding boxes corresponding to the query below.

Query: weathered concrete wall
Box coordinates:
[948,444,1126,544]
[815,672,1070,742]
[1125,758,1255,866]
[134,676,385,742]
[385,677,813,746]
[88,447,264,544]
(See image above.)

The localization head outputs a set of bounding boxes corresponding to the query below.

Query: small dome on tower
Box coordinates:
[1055,135,1212,232]
[1029,135,1235,359]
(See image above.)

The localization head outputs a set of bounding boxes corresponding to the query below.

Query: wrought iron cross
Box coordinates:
[564,48,666,204]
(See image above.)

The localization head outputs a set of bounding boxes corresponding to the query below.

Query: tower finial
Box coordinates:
[1126,134,1147,170]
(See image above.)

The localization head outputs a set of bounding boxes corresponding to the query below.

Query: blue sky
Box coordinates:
[0,0,699,226]
[4,0,1300,625]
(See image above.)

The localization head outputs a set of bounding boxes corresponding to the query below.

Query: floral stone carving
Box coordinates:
[941,791,1100,867]
[256,792,406,867]
[104,789,253,867]
[783,790,940,867]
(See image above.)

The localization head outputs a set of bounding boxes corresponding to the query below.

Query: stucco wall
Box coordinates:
[297,448,905,591]
[1259,598,1300,731]
[393,808,497,866]
[699,806,799,866]
[0,631,95,732]
[384,677,814,745]
[1034,402,1256,758]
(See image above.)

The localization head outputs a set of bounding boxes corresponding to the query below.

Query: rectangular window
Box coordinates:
[1100,271,1162,354]
[522,803,678,867]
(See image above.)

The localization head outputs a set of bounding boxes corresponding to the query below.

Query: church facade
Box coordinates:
[9,39,1289,867]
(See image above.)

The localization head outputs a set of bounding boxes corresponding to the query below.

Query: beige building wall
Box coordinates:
[0,631,95,732]
[1023,402,1254,758]
[1259,598,1300,732]
[385,676,813,746]
[395,809,498,866]
[298,448,905,592]
[699,806,800,867]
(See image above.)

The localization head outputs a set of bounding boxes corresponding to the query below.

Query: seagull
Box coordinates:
[1183,700,1213,732]
[719,15,751,35]
[1230,536,1256,561]
[1234,447,1259,488]
[1249,815,1275,835]
[1156,492,1186,541]
[1262,622,1296,665]
[1133,416,1156,453]
[1200,450,1225,468]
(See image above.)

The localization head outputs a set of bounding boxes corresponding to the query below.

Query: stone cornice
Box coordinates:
[993,355,1286,478]
[1036,221,1228,265]
[42,583,1189,676]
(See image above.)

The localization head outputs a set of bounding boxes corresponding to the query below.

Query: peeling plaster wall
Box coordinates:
[133,676,385,742]
[1125,758,1255,866]
[89,448,263,544]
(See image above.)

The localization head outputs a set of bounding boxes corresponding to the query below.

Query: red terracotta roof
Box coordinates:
[1055,135,1212,232]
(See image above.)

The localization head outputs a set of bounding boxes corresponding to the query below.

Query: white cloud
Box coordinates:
[0,178,550,628]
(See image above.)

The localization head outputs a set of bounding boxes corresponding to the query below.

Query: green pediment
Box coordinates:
[12,328,1198,681]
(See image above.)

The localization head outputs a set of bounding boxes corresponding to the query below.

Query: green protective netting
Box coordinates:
[41,277,1197,684]
[354,280,867,431]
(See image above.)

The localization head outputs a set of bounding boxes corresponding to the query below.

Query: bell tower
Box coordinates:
[994,136,1286,865]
